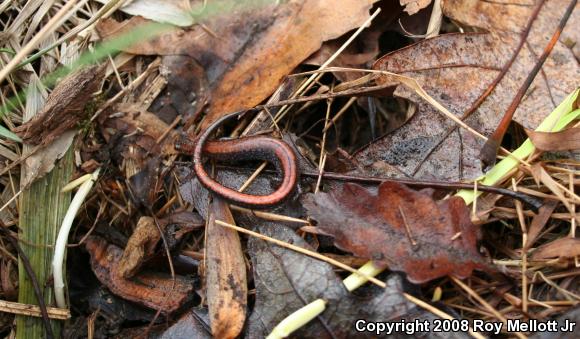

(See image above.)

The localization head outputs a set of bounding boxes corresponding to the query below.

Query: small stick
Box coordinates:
[0,299,69,320]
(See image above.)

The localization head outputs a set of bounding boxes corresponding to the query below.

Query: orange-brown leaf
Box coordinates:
[85,236,194,313]
[206,198,247,338]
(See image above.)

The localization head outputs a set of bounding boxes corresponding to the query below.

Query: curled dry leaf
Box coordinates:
[360,0,578,180]
[531,237,580,259]
[305,182,489,284]
[85,236,194,313]
[14,64,105,146]
[117,216,160,279]
[206,198,247,339]
[96,0,378,127]
[118,212,204,278]
[526,127,580,151]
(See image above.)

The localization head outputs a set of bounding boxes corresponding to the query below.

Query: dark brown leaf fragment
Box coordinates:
[524,200,559,251]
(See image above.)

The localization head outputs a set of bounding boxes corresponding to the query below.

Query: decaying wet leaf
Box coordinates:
[206,198,247,339]
[85,236,194,313]
[305,182,489,284]
[359,0,578,181]
[247,223,460,338]
[96,0,378,127]
[14,64,105,146]
[526,127,580,151]
[152,55,210,129]
[531,237,580,259]
[103,104,180,155]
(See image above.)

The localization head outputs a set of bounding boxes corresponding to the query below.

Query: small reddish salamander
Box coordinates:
[176,110,299,208]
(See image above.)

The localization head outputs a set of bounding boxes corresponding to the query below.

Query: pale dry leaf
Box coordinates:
[96,0,195,27]
[20,130,75,188]
[530,163,574,213]
[400,0,432,15]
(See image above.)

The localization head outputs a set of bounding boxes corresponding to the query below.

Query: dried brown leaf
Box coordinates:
[117,216,160,279]
[305,182,489,284]
[361,0,578,181]
[525,200,559,251]
[96,0,378,128]
[118,212,204,278]
[531,237,580,259]
[526,127,580,151]
[400,0,432,15]
[206,198,247,339]
[530,163,574,213]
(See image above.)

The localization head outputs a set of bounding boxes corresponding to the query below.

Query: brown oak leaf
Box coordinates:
[304,182,489,283]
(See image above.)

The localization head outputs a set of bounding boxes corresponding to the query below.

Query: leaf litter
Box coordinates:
[0,0,578,338]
